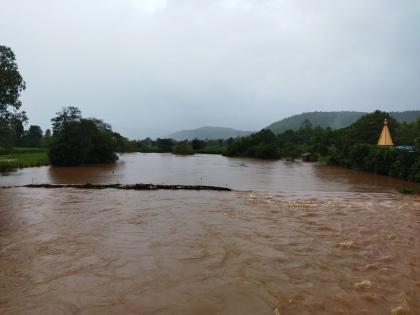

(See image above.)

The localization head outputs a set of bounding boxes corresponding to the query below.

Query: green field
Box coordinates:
[0,148,49,172]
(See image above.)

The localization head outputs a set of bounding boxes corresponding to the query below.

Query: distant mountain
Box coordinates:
[168,126,253,140]
[266,111,420,134]
[389,111,420,123]
[128,128,172,140]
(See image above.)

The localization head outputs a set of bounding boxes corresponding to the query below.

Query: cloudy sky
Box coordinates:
[1,0,419,138]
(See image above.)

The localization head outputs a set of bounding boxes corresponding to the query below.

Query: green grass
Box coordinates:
[11,147,47,154]
[0,147,49,172]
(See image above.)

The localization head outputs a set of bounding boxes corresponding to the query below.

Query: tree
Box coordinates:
[11,117,24,146]
[0,45,26,117]
[49,108,117,166]
[41,129,52,147]
[191,138,205,150]
[22,125,43,147]
[90,118,112,133]
[51,106,81,134]
[226,129,280,158]
[300,118,313,130]
[282,143,299,161]
[156,138,174,152]
[173,142,194,155]
[0,45,27,150]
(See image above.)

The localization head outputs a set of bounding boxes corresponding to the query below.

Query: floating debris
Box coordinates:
[363,263,379,271]
[338,240,355,249]
[2,183,232,192]
[391,306,410,315]
[354,280,373,289]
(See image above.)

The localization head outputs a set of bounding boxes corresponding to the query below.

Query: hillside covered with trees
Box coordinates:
[267,111,420,134]
[227,111,420,182]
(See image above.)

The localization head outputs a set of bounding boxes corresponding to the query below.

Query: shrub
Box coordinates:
[173,143,194,155]
[49,119,117,166]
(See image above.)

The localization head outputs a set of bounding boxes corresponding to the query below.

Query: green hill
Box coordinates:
[266,111,420,134]
[168,126,253,141]
[389,111,420,123]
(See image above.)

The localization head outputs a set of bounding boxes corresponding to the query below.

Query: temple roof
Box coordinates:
[377,119,394,146]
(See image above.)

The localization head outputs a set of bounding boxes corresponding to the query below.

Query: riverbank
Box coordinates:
[0,147,49,172]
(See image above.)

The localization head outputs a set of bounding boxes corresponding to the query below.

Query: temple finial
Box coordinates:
[378,118,393,146]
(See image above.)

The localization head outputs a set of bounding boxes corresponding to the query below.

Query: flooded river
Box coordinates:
[1,153,419,198]
[1,154,420,314]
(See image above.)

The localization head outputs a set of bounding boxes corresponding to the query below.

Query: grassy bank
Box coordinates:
[0,147,49,172]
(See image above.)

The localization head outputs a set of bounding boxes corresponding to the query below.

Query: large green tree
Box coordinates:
[0,45,26,116]
[0,45,27,150]
[51,106,81,134]
[226,129,280,159]
[22,125,43,147]
[49,107,118,166]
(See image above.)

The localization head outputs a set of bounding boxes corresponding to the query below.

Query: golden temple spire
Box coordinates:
[377,119,394,146]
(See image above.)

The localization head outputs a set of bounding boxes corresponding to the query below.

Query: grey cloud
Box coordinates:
[0,0,419,138]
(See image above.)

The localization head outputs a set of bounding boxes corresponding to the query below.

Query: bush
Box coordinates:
[254,143,280,159]
[172,143,194,155]
[226,129,280,158]
[349,144,373,170]
[49,119,117,166]
[409,159,420,182]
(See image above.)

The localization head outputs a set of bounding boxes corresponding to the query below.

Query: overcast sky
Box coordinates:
[1,0,419,138]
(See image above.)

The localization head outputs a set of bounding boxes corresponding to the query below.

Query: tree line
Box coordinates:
[225,111,420,182]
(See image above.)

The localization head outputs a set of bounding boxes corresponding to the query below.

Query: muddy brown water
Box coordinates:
[1,154,420,314]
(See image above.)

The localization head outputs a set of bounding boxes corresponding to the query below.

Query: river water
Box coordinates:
[1,154,419,314]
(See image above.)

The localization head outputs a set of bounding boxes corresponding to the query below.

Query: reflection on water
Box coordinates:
[1,153,419,198]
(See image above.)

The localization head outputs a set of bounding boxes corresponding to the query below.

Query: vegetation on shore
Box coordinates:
[225,111,420,183]
[48,107,118,166]
[0,147,48,172]
[117,137,228,155]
